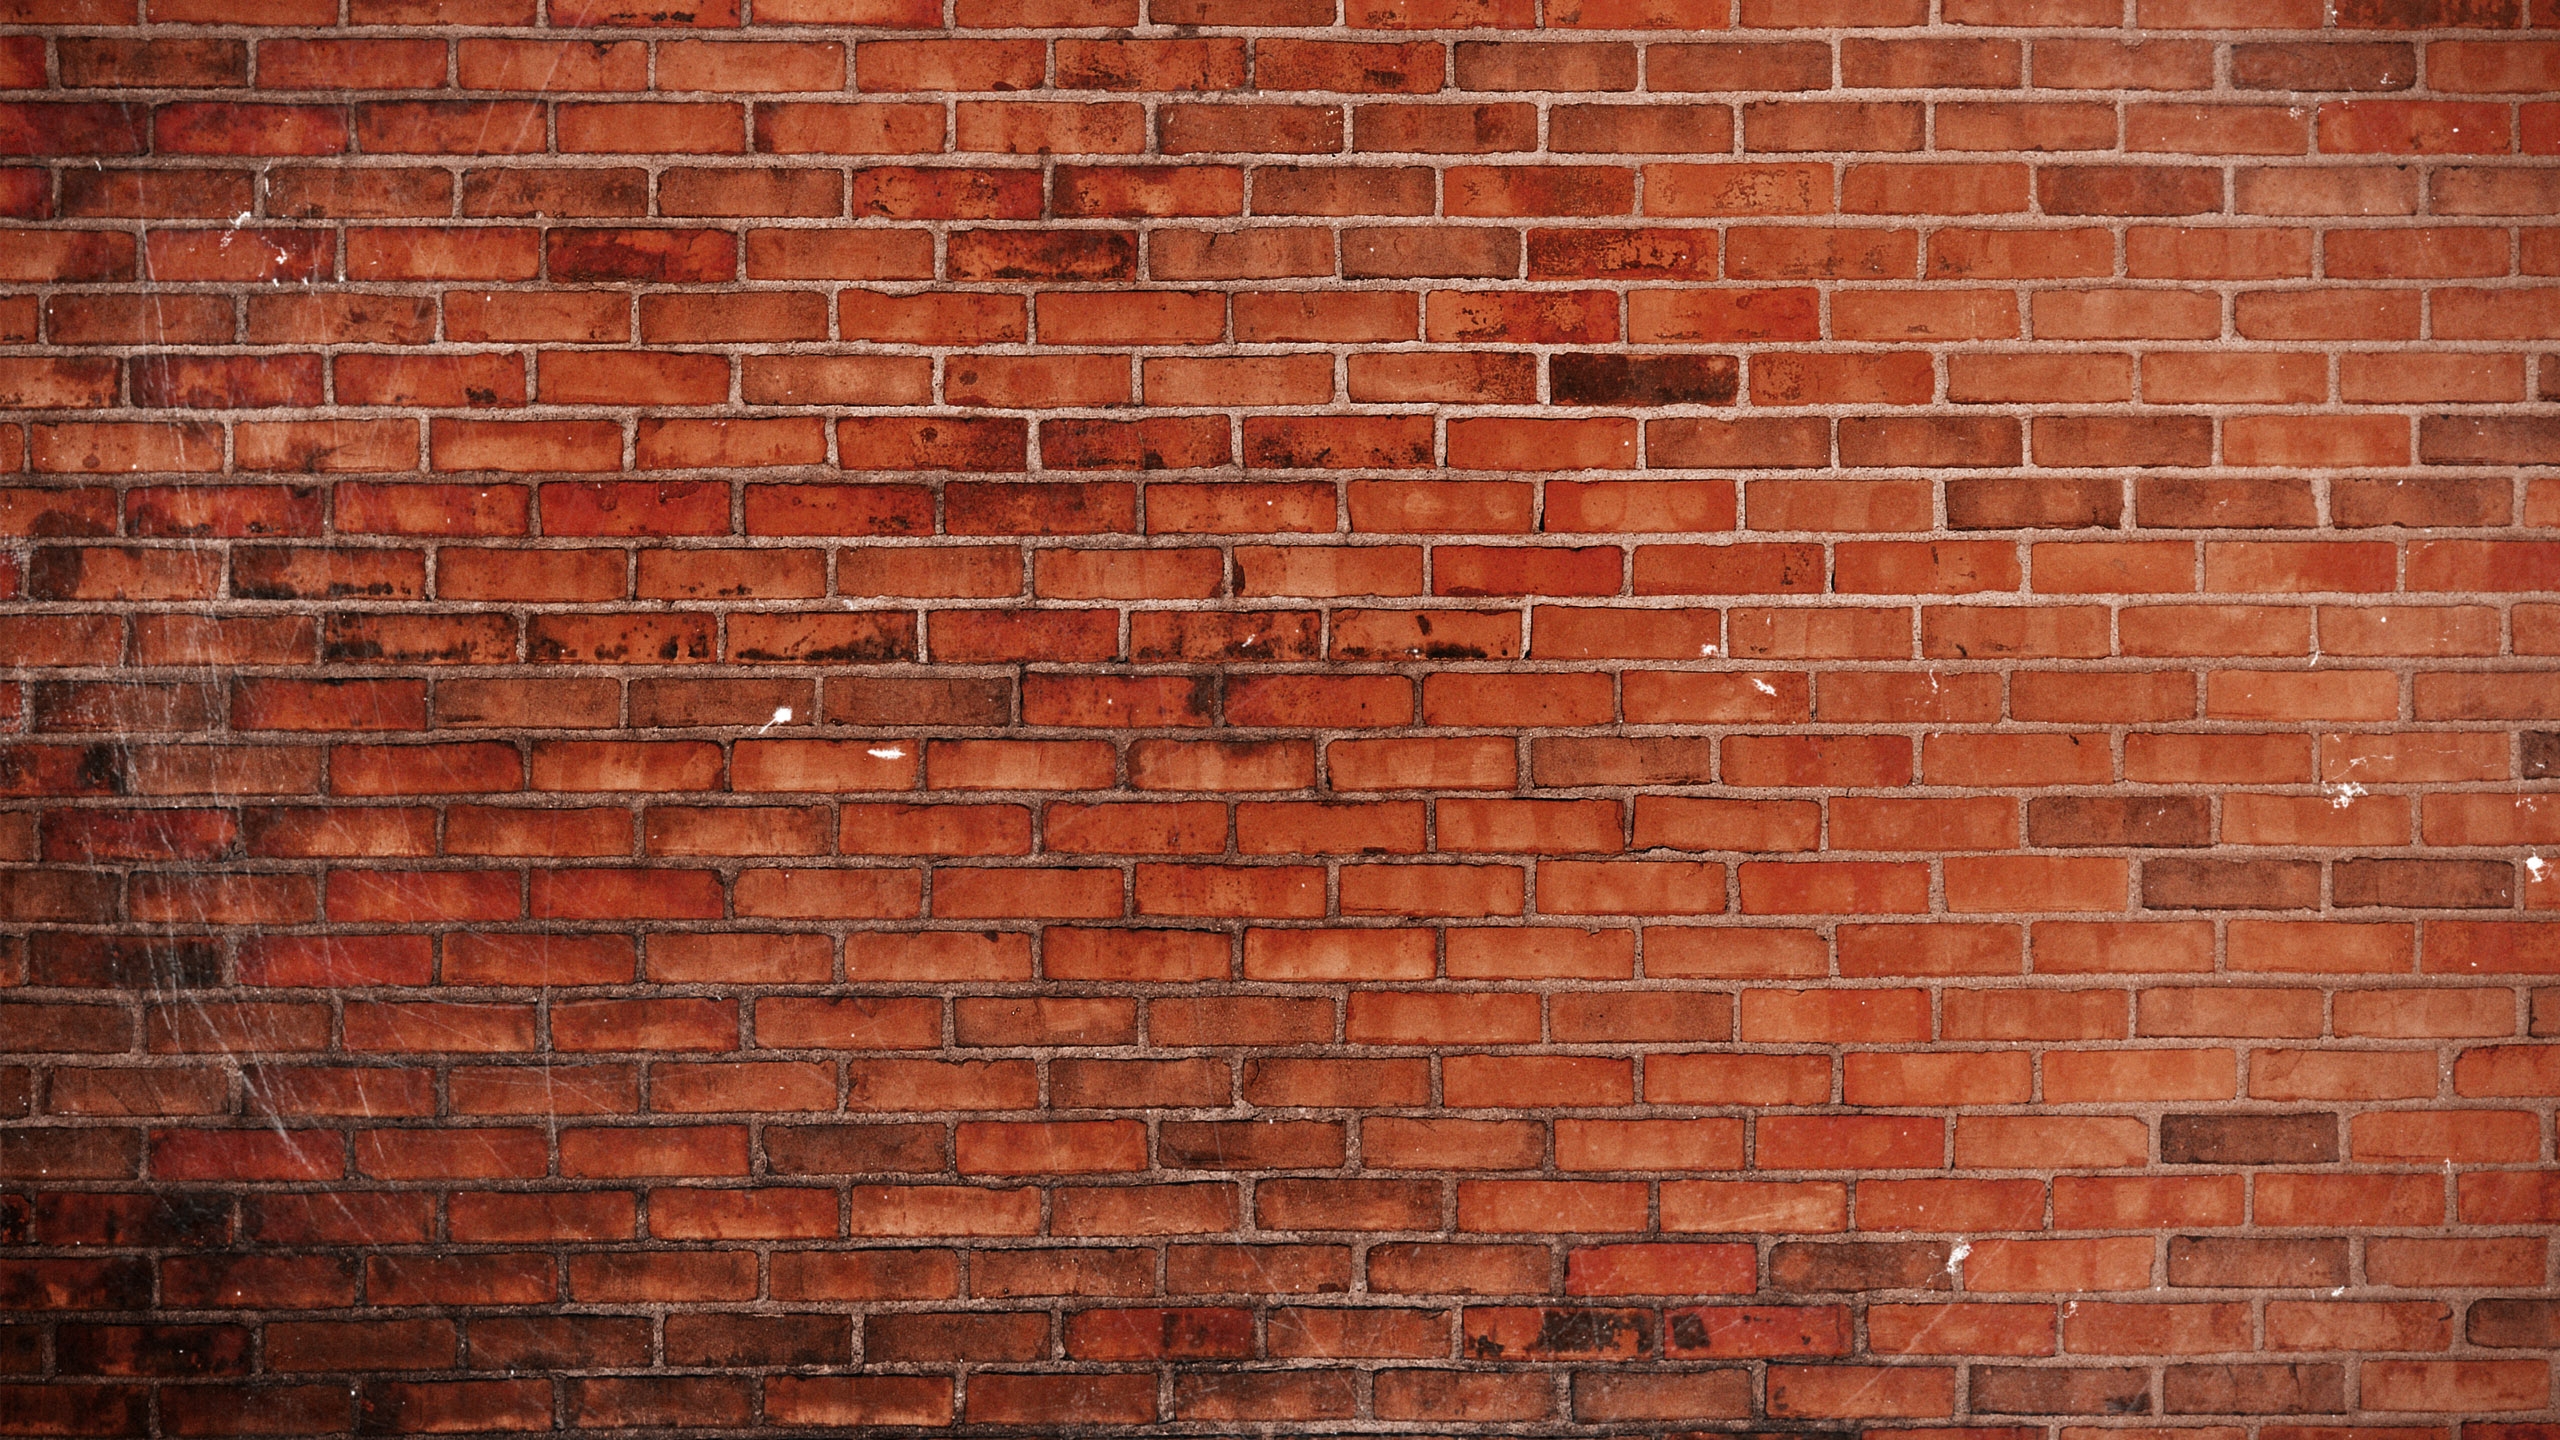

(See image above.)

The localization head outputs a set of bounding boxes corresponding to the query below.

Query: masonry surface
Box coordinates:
[1,0,2558,1434]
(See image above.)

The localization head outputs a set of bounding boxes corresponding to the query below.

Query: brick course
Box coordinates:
[1,0,2557,1432]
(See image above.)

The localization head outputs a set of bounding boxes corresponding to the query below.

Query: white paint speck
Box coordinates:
[867,746,906,760]
[1750,678,1778,696]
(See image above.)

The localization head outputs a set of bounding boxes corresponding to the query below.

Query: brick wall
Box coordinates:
[2,0,2558,1432]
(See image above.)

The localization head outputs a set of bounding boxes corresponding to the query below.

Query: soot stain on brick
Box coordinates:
[1550,353,1741,406]
[1406,613,1491,660]
[30,933,223,989]
[1468,1307,1651,1360]
[733,633,908,664]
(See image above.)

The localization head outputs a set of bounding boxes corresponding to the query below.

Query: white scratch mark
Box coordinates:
[1750,678,1778,695]
[867,746,906,760]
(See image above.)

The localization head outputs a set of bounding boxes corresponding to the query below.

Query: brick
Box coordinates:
[2320,99,2511,154]
[2361,1360,2549,1414]
[0,4,2540,1424]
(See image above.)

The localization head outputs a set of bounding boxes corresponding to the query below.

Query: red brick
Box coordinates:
[0,6,2543,1421]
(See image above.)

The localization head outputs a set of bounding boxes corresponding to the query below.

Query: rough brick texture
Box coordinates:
[1,0,2558,1433]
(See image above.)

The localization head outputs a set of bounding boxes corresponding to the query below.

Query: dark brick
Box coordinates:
[31,1193,230,1248]
[1769,1242,1952,1293]
[2331,476,2510,528]
[2161,1113,2337,1165]
[2470,1298,2560,1348]
[2030,795,2211,848]
[2162,1363,2345,1415]
[1972,1366,2151,1416]
[1549,354,1738,407]
[863,1311,1048,1363]
[2333,858,2513,909]
[2419,415,2560,466]
[664,1313,852,1368]
[468,1317,653,1371]
[2526,731,2560,780]
[56,1324,252,1378]
[764,1125,944,1176]
[27,933,224,989]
